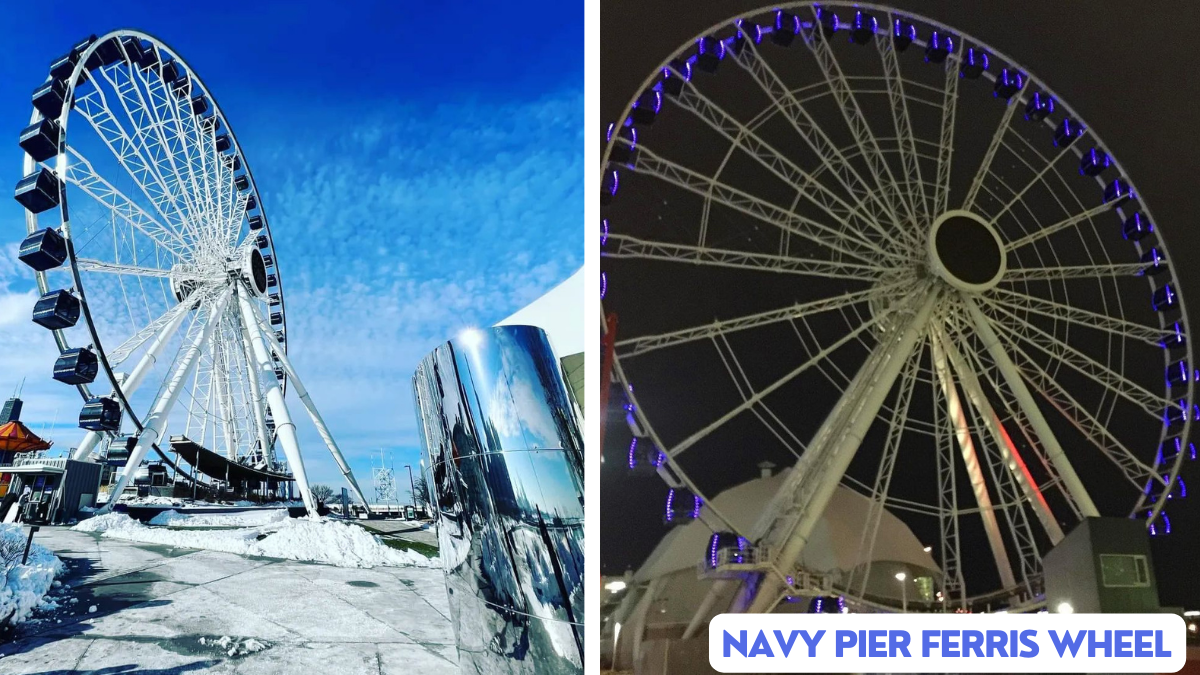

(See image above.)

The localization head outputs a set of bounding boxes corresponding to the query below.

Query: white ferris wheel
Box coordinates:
[600,3,1193,615]
[14,30,368,513]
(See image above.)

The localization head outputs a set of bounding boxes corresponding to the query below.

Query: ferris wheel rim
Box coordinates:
[600,1,1192,605]
[21,29,292,451]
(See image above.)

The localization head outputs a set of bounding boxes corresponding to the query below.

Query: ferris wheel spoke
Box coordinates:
[996,334,1164,491]
[930,350,967,605]
[63,147,188,256]
[629,145,896,264]
[712,333,806,460]
[962,97,1021,211]
[602,233,888,281]
[1003,201,1114,253]
[987,138,1084,227]
[987,286,1167,345]
[73,83,188,236]
[730,36,910,240]
[876,15,932,224]
[616,281,908,359]
[932,41,960,216]
[801,10,917,229]
[75,258,173,279]
[670,80,907,252]
[1001,262,1146,283]
[980,299,1171,417]
[936,326,1065,544]
[964,296,1131,508]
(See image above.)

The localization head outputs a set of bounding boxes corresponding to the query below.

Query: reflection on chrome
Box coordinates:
[412,325,584,674]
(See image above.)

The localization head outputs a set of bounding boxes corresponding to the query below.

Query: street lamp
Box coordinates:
[1056,601,1074,615]
[895,571,908,613]
[404,464,417,519]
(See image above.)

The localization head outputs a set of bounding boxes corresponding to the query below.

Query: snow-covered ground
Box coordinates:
[148,508,289,528]
[0,524,64,626]
[108,494,304,509]
[73,513,436,568]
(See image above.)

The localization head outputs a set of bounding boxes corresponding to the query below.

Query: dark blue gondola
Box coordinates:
[630,89,662,125]
[14,167,61,215]
[1167,358,1190,387]
[255,234,269,248]
[816,8,839,39]
[773,11,802,47]
[661,59,691,96]
[32,79,69,120]
[1164,398,1196,428]
[732,20,763,54]
[1122,212,1153,241]
[1104,178,1135,207]
[1161,322,1186,350]
[706,531,748,568]
[18,228,67,272]
[32,289,80,330]
[1140,248,1167,276]
[994,68,1024,100]
[79,397,121,432]
[601,169,619,206]
[1079,147,1110,177]
[892,18,916,51]
[664,487,702,524]
[849,11,876,45]
[19,118,61,163]
[1053,118,1084,147]
[626,437,665,471]
[960,48,989,78]
[53,347,99,385]
[248,215,264,230]
[1153,283,1178,312]
[234,175,250,191]
[925,31,954,63]
[607,123,638,165]
[1025,92,1054,121]
[696,36,725,73]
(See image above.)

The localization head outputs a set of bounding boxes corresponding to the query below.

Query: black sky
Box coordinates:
[600,0,1200,609]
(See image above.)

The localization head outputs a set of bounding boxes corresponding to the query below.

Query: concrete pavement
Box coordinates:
[0,526,457,674]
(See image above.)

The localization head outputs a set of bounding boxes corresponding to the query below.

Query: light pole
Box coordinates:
[895,571,908,613]
[405,464,417,519]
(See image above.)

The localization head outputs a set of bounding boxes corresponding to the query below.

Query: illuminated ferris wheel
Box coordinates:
[600,3,1193,615]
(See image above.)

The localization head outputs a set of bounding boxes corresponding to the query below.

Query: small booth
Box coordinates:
[0,396,53,498]
[1,457,102,525]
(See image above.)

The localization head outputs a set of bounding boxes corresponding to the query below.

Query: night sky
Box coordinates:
[600,1,1200,610]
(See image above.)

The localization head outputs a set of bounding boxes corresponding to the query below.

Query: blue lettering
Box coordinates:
[1156,629,1172,657]
[922,630,939,658]
[798,630,825,658]
[836,630,856,658]
[1114,629,1132,657]
[1049,630,1086,658]
[963,630,984,657]
[942,630,960,657]
[869,630,887,658]
[773,630,799,658]
[890,630,911,657]
[1019,630,1039,657]
[1134,629,1152,657]
[749,631,774,658]
[1088,629,1112,658]
[986,629,1008,657]
[724,630,748,658]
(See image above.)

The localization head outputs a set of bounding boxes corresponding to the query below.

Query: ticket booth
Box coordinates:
[2,458,102,525]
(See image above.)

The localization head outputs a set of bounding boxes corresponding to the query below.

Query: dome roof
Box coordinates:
[635,468,938,583]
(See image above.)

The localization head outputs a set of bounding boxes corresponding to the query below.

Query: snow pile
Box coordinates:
[0,524,65,626]
[149,508,289,528]
[200,635,270,657]
[72,513,436,568]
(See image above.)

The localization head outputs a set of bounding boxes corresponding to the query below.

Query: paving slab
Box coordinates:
[0,525,458,674]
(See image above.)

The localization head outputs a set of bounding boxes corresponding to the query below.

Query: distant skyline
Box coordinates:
[0,1,583,498]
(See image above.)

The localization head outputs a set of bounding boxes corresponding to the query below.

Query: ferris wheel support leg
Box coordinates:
[930,330,1018,590]
[746,289,941,614]
[71,304,191,461]
[935,327,1065,544]
[963,296,1100,518]
[235,309,273,467]
[236,289,317,516]
[241,294,371,507]
[99,287,233,513]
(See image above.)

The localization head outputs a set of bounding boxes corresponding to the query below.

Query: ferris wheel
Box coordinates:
[601,3,1193,615]
[14,30,368,513]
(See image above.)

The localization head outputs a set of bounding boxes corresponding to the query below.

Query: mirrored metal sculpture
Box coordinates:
[412,325,584,674]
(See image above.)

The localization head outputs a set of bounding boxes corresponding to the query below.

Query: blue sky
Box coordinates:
[0,1,583,500]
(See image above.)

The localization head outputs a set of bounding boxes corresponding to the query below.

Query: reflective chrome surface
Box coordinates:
[412,325,584,674]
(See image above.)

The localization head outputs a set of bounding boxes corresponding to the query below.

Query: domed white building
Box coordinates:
[602,464,941,672]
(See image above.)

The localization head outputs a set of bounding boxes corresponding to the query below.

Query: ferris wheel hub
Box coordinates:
[927,209,1006,293]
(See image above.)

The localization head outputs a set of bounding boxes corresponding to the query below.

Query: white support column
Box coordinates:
[71,302,191,461]
[936,328,1064,544]
[746,289,940,613]
[235,294,273,467]
[931,330,1017,590]
[99,287,233,512]
[237,289,317,516]
[242,294,371,507]
[963,296,1100,517]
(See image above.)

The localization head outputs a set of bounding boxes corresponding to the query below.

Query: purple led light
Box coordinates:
[838,596,847,614]
[601,218,608,247]
[814,598,823,614]
[709,533,720,568]
[600,271,607,299]
[609,169,619,196]
[1179,477,1187,498]
[628,437,638,469]
[691,494,701,519]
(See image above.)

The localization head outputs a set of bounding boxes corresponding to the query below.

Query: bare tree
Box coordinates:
[413,475,431,510]
[0,536,25,627]
[310,484,335,504]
